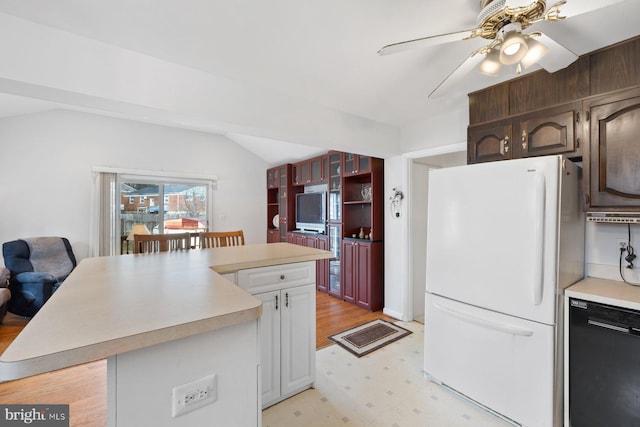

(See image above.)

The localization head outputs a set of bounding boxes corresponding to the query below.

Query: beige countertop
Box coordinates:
[0,243,332,382]
[565,276,640,311]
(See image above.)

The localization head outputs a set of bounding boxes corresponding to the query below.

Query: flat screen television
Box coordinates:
[295,192,326,233]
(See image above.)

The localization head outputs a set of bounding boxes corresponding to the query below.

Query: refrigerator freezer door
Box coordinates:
[425,293,555,427]
[425,156,560,325]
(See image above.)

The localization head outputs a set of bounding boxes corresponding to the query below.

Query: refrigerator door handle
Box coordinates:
[532,173,545,306]
[433,300,534,337]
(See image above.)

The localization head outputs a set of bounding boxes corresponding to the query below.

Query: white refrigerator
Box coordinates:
[424,155,584,427]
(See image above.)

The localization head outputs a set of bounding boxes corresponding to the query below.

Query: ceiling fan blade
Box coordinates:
[532,33,578,72]
[428,52,485,98]
[548,0,631,19]
[377,29,475,56]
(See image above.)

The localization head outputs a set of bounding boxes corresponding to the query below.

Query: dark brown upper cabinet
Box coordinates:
[467,119,513,164]
[513,102,582,159]
[583,88,640,210]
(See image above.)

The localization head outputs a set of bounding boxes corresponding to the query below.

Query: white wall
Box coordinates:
[383,155,409,320]
[0,109,267,262]
[586,222,640,283]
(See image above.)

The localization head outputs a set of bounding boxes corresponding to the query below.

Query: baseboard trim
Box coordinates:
[383,307,404,321]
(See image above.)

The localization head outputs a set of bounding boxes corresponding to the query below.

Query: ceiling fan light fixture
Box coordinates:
[477,49,502,76]
[499,30,528,65]
[520,37,550,69]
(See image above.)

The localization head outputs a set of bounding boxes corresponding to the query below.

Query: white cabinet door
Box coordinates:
[256,290,281,407]
[280,284,316,397]
[243,262,316,409]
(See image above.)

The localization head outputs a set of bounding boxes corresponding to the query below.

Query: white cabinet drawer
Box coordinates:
[237,261,315,294]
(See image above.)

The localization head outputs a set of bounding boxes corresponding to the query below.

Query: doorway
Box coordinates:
[409,151,466,323]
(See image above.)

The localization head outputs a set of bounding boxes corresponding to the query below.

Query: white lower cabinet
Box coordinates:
[237,262,316,408]
[257,284,315,408]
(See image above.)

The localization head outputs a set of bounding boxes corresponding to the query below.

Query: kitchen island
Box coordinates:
[0,243,332,427]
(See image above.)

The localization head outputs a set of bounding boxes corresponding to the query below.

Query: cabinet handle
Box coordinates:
[286,292,289,307]
[501,136,510,154]
[275,295,279,310]
[521,130,528,151]
[576,112,580,123]
[280,274,285,280]
[586,111,590,122]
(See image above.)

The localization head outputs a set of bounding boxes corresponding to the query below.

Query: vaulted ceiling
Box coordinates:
[0,0,639,163]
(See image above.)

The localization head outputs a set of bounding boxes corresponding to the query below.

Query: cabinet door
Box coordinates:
[355,242,372,309]
[256,290,281,408]
[293,233,305,246]
[328,224,342,298]
[309,156,326,184]
[267,167,277,189]
[316,237,329,293]
[267,229,281,243]
[467,121,512,164]
[586,92,640,209]
[342,153,371,176]
[299,161,309,185]
[353,241,384,311]
[342,241,356,304]
[514,103,580,158]
[280,284,315,397]
[328,152,342,193]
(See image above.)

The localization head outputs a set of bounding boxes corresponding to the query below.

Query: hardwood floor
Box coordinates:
[315,291,396,349]
[0,292,395,426]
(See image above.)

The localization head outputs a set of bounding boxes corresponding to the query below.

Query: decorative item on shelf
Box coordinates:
[272,214,279,228]
[361,184,372,201]
[336,166,340,174]
[352,233,357,238]
[358,227,365,239]
[369,228,373,240]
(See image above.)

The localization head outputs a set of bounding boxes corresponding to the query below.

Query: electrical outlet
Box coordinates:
[617,238,628,250]
[172,374,217,418]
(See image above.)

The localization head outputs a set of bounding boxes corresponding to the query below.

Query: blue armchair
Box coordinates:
[2,237,77,317]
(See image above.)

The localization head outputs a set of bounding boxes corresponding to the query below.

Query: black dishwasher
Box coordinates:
[569,298,640,427]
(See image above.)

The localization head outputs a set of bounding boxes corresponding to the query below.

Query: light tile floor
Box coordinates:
[263,321,512,427]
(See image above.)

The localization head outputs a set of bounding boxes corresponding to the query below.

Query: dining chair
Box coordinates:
[133,233,191,254]
[200,230,245,248]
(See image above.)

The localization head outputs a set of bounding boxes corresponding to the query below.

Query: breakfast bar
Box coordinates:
[0,243,332,427]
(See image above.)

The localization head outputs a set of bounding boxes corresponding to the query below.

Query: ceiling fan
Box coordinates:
[378,0,629,98]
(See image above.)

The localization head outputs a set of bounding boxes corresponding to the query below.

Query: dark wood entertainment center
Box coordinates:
[266,151,384,311]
